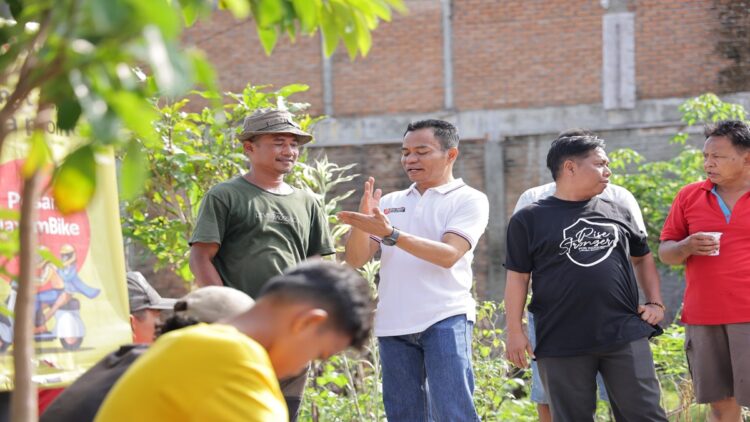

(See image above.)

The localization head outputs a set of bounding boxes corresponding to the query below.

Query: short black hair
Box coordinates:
[557,128,595,138]
[158,315,200,336]
[404,119,459,150]
[704,120,750,150]
[546,134,605,181]
[258,261,374,349]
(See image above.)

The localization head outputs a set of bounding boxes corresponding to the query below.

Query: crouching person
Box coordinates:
[41,284,255,422]
[94,261,374,422]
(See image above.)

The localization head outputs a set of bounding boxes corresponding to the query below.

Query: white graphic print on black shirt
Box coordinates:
[560,218,619,267]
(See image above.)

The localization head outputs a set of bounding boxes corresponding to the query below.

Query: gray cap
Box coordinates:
[127,272,177,313]
[174,286,254,323]
[238,109,313,145]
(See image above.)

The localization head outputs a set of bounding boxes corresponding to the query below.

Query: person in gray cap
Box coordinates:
[188,108,335,421]
[40,286,254,422]
[126,271,176,344]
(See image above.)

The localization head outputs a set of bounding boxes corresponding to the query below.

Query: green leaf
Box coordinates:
[70,69,120,143]
[320,6,340,57]
[120,139,149,200]
[190,51,218,97]
[292,0,320,32]
[256,0,285,27]
[38,247,63,268]
[277,84,309,97]
[107,91,159,145]
[352,11,372,56]
[0,27,12,47]
[86,0,131,34]
[22,131,51,178]
[177,0,210,26]
[127,0,181,39]
[56,97,82,131]
[219,0,251,18]
[53,146,97,215]
[384,0,408,14]
[362,0,394,21]
[180,3,199,26]
[143,25,193,97]
[6,0,23,20]
[257,25,279,56]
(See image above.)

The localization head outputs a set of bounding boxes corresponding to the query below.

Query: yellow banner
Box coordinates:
[0,91,131,390]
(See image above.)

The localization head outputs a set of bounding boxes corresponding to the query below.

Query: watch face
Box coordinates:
[381,228,398,246]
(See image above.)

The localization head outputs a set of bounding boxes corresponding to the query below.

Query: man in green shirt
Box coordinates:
[189,108,335,420]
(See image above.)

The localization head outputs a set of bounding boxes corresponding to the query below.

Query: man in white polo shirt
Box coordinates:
[338,119,489,422]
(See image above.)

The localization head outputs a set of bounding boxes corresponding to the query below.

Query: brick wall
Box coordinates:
[635,0,728,100]
[452,0,603,110]
[181,1,730,117]
[331,0,445,115]
[183,12,324,115]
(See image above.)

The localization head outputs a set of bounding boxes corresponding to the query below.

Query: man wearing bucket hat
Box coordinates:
[40,285,254,422]
[189,108,335,420]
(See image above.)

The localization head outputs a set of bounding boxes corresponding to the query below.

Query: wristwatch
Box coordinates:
[381,227,400,246]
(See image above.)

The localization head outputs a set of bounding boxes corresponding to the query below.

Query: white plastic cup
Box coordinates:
[703,232,723,256]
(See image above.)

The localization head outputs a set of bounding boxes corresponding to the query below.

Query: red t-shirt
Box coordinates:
[661,180,750,324]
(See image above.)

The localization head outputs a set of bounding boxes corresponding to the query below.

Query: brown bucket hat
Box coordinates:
[238,109,313,145]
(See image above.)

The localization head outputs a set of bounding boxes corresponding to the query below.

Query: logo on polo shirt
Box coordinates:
[383,207,405,215]
[559,218,619,267]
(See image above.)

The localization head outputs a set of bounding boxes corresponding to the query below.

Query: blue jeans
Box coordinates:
[528,312,609,403]
[379,314,480,422]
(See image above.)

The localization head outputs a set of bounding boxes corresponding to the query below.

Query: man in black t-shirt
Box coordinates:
[504,135,668,422]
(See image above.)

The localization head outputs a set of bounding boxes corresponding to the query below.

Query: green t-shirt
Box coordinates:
[190,176,335,297]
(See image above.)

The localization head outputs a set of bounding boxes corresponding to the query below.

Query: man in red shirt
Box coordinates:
[660,120,750,422]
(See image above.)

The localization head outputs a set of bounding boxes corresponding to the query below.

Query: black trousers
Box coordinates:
[537,337,668,422]
[0,391,9,422]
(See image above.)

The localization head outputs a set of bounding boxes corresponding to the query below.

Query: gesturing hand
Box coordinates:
[358,176,382,215]
[337,208,393,238]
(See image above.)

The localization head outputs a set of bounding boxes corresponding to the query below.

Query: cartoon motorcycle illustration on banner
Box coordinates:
[0,245,99,352]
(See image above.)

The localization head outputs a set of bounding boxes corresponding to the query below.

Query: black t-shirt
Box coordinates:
[505,196,657,358]
[40,345,148,422]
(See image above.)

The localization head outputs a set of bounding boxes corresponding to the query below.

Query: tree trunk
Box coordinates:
[11,170,41,422]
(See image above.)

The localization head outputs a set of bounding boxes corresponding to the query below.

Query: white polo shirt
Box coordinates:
[373,178,490,337]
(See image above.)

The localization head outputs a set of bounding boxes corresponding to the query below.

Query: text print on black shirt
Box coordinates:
[559,218,620,267]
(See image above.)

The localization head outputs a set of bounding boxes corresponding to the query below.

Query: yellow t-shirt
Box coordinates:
[94,324,287,422]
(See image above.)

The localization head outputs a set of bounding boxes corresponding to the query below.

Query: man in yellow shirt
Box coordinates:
[95,261,374,422]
